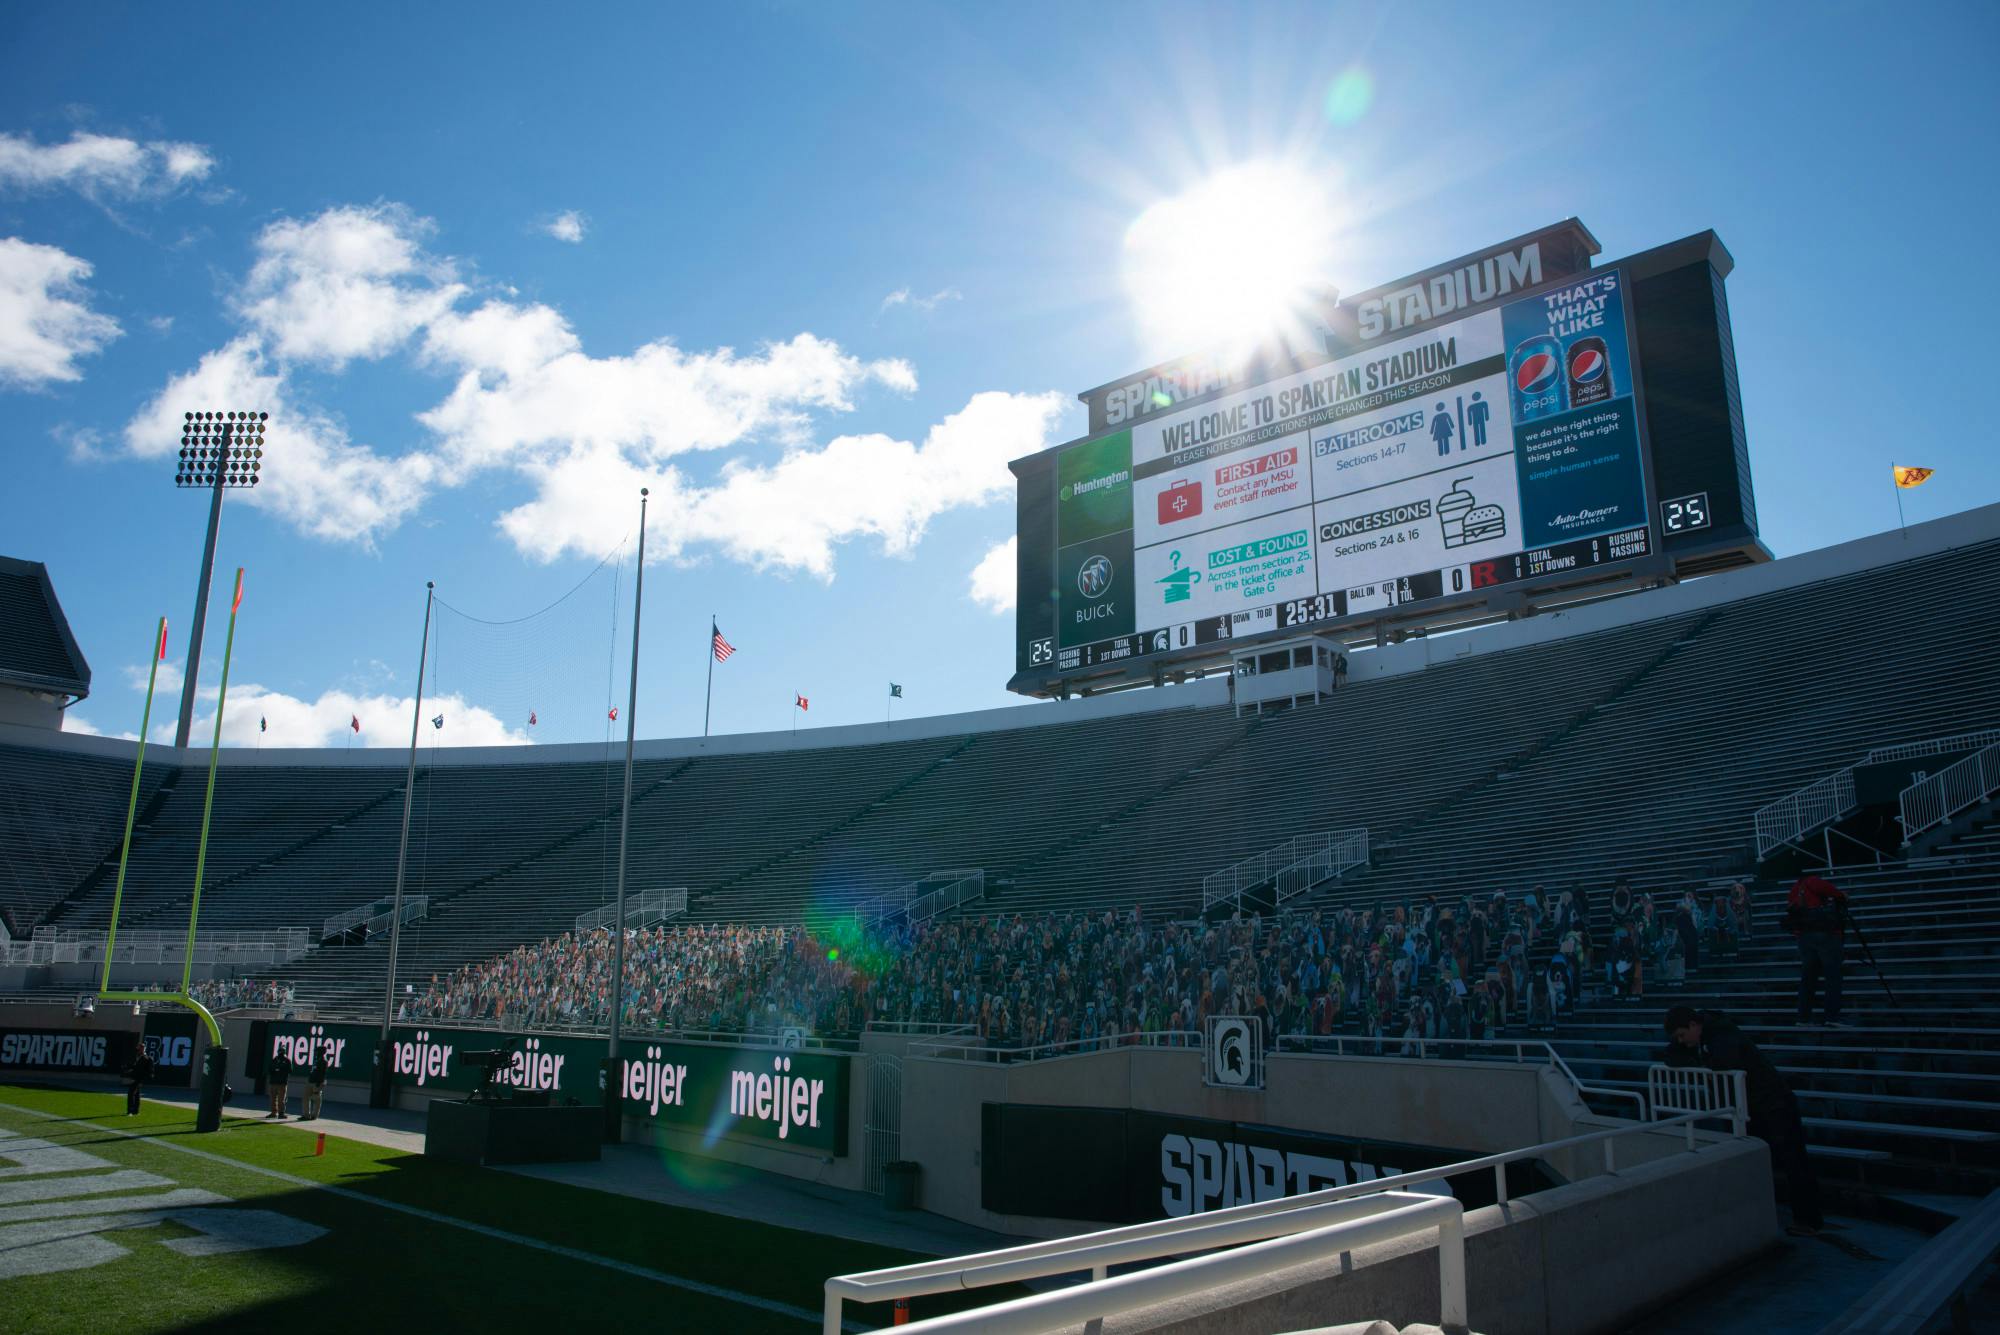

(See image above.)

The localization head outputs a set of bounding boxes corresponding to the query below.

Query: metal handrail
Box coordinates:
[1202,828,1369,913]
[1279,1032,1648,1119]
[826,1109,1730,1334]
[574,888,687,934]
[1647,1063,1748,1136]
[1898,741,2000,843]
[4,928,311,968]
[909,1029,1202,1062]
[906,871,985,927]
[321,896,429,941]
[1755,727,2000,858]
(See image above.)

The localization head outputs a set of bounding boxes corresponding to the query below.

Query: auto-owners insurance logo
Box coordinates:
[1077,554,1114,599]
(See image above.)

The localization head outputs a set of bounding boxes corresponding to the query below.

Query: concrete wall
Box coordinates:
[1087,1137,1775,1335]
[904,1048,1577,1237]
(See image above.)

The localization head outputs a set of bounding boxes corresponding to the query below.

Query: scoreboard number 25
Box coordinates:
[1029,637,1054,666]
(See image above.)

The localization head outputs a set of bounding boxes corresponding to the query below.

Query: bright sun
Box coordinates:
[1121,161,1339,360]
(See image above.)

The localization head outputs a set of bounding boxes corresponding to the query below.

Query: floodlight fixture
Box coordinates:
[171,410,269,748]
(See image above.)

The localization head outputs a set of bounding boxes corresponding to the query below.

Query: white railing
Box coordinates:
[1899,741,2000,843]
[1754,769,1858,859]
[905,871,984,927]
[1755,727,2000,858]
[856,869,982,932]
[830,1191,1465,1335]
[574,888,687,934]
[826,1110,1733,1334]
[1647,1063,1747,1136]
[1280,1033,1648,1120]
[1202,828,1369,914]
[5,927,311,968]
[321,896,430,942]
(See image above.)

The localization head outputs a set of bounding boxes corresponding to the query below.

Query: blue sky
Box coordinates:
[4,2,1996,746]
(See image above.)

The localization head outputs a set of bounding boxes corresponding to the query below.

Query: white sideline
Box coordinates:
[0,1099,848,1331]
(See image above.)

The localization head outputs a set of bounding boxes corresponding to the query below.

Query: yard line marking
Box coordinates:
[0,1102,853,1331]
[0,1169,174,1206]
[0,1187,224,1224]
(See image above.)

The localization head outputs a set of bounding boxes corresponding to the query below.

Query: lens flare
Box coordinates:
[1324,68,1373,126]
[1121,160,1341,359]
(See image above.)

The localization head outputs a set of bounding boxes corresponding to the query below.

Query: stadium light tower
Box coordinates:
[173,411,265,748]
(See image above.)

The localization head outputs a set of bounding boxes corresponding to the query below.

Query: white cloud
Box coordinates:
[543,210,587,244]
[63,715,138,741]
[497,390,1068,577]
[969,536,1017,613]
[118,200,1057,579]
[880,286,962,315]
[147,315,173,334]
[0,238,122,388]
[124,336,435,545]
[171,683,529,749]
[237,204,463,369]
[0,131,216,200]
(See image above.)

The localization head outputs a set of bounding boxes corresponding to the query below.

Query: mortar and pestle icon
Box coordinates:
[1438,477,1507,549]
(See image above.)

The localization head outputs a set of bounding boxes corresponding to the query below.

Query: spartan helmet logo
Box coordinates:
[1210,1017,1252,1086]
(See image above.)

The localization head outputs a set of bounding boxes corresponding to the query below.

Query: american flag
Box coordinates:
[712,622,736,662]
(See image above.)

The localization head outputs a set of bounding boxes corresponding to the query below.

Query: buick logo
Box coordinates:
[1077,555,1114,599]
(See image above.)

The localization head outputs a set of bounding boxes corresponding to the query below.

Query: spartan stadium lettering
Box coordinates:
[0,1033,108,1069]
[1356,243,1542,340]
[728,1055,827,1141]
[1274,338,1457,420]
[1159,1134,1400,1216]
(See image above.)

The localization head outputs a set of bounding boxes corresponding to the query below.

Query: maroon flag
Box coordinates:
[529,711,538,727]
[350,714,360,733]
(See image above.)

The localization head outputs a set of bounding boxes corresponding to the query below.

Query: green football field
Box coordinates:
[0,1083,947,1334]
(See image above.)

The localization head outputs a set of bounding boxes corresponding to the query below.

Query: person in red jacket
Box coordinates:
[1787,872,1849,1027]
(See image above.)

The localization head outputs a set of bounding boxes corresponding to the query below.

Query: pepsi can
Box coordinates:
[1565,335,1612,407]
[1508,335,1567,422]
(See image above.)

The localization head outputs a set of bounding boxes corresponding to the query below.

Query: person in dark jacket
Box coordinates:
[1663,1006,1824,1234]
[266,1049,292,1120]
[123,1047,157,1116]
[1787,872,1849,1026]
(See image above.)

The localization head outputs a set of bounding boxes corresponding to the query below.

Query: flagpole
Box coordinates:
[606,488,648,1145]
[375,581,433,1106]
[1894,472,1907,535]
[704,614,716,738]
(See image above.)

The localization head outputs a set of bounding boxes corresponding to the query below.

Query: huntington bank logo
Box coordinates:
[1205,1016,1260,1089]
[1077,555,1114,599]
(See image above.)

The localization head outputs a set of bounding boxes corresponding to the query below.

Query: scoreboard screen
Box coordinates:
[1008,222,1762,696]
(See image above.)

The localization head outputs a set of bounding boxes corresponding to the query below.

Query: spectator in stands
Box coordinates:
[1727,881,1754,944]
[1608,925,1639,999]
[1672,892,1702,980]
[1663,1006,1824,1236]
[1786,872,1849,1027]
[1610,878,1633,921]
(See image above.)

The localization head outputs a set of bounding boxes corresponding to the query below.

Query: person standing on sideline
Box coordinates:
[1663,1006,1825,1235]
[303,1052,329,1120]
[266,1048,292,1120]
[1787,871,1849,1027]
[123,1045,156,1116]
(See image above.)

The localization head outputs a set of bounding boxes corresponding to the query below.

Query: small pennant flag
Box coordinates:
[795,694,809,712]
[230,568,244,613]
[1893,465,1934,489]
[889,683,902,698]
[608,706,618,721]
[350,714,360,733]
[712,622,736,662]
[156,619,169,661]
[431,714,444,730]
[260,716,267,733]
[529,711,537,727]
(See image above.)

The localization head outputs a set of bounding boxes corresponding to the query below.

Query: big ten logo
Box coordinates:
[271,1025,348,1072]
[496,1037,567,1092]
[623,1046,688,1115]
[144,1036,193,1069]
[390,1031,454,1085]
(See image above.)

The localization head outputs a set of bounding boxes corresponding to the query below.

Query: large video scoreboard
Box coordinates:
[1008,220,1763,697]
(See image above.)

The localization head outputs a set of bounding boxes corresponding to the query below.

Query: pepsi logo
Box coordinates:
[1515,353,1558,394]
[1568,348,1605,382]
